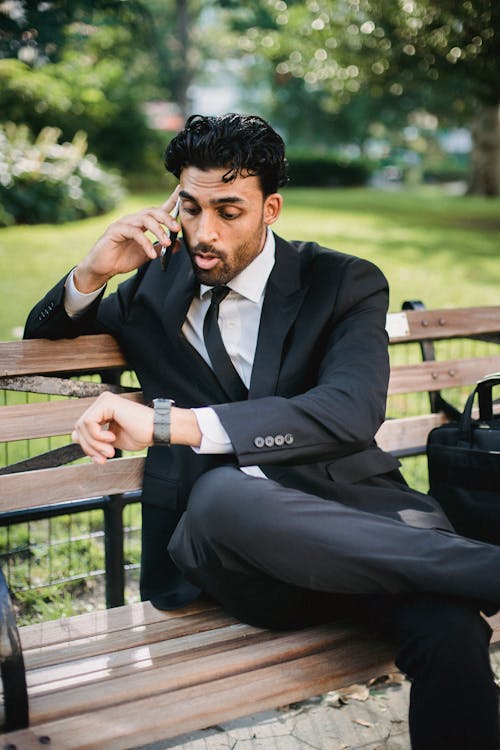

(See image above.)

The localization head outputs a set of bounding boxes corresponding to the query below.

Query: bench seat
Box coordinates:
[2,599,498,749]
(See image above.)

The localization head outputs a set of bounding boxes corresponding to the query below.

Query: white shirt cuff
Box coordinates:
[64,268,106,319]
[191,407,266,478]
[191,407,234,454]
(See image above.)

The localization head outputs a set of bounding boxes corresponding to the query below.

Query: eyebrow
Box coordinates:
[179,189,246,206]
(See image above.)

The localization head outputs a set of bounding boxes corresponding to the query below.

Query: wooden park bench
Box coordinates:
[1,302,500,749]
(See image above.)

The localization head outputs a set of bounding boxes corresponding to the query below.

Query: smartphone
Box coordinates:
[161,197,181,272]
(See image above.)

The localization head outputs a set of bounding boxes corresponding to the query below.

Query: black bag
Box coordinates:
[427,372,500,544]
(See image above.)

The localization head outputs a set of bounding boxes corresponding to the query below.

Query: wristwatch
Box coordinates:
[152,398,175,445]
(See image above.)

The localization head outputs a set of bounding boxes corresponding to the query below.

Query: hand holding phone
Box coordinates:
[161,197,181,272]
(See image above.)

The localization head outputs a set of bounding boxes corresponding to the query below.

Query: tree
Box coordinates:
[219,0,500,195]
[357,0,500,195]
[0,1,184,171]
[0,0,149,63]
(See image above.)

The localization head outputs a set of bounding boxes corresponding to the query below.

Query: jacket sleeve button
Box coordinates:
[274,434,285,446]
[284,433,294,445]
[264,435,275,447]
[254,436,265,448]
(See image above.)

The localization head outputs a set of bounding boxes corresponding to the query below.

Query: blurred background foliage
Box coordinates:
[0,0,499,226]
[0,123,124,225]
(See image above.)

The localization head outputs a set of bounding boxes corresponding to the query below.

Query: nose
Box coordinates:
[195,211,218,246]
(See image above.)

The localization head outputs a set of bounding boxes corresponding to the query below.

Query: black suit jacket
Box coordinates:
[25,234,434,605]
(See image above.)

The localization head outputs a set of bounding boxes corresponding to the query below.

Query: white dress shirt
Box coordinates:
[64,230,275,474]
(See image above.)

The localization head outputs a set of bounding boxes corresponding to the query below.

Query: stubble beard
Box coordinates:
[185,227,266,287]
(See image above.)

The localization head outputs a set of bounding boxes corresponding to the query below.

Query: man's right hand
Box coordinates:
[73,188,181,293]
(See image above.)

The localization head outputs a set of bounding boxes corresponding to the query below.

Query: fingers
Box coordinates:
[72,422,116,464]
[72,393,118,464]
[72,392,153,462]
[161,184,181,212]
[118,205,181,257]
[94,187,182,272]
[110,220,160,261]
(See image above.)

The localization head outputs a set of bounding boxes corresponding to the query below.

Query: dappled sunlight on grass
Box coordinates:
[1,186,499,340]
[274,187,500,309]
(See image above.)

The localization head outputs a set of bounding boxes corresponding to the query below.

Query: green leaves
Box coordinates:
[0,124,124,225]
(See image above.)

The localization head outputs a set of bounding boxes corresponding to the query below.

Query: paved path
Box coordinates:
[136,643,500,750]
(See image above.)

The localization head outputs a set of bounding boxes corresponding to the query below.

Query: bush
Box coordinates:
[286,149,373,187]
[0,58,151,172]
[0,123,124,225]
[423,158,470,185]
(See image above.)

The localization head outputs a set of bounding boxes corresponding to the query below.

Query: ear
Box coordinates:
[263,193,283,226]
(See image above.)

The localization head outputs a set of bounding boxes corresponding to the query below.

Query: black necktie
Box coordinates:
[203,286,248,401]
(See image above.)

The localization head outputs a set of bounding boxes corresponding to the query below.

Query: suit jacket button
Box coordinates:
[284,433,294,445]
[254,436,265,448]
[264,435,275,447]
[274,434,285,446]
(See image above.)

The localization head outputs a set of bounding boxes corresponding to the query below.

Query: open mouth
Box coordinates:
[194,254,220,270]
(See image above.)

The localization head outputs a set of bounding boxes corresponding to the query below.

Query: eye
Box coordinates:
[219,209,240,220]
[181,204,199,216]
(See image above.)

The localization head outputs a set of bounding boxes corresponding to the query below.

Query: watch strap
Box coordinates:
[152,398,175,445]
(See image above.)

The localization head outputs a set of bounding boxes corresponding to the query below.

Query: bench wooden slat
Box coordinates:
[388,355,500,395]
[26,610,377,695]
[27,622,261,692]
[20,600,218,651]
[0,456,145,511]
[24,609,239,672]
[0,392,143,442]
[3,632,398,750]
[0,335,127,376]
[375,405,500,455]
[387,306,500,343]
[5,605,499,750]
[375,413,448,453]
[28,624,393,727]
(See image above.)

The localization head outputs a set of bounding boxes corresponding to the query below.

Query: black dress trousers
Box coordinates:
[168,466,500,750]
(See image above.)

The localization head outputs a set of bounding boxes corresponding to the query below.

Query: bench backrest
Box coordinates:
[0,305,499,516]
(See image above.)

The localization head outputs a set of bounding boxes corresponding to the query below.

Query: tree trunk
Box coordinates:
[176,0,191,120]
[467,103,500,197]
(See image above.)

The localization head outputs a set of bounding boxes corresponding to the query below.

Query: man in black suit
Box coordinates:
[25,114,500,749]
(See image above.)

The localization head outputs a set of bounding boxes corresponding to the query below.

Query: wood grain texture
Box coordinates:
[0,456,145,511]
[388,306,500,343]
[0,392,143,442]
[0,335,126,376]
[3,608,499,749]
[375,413,448,453]
[388,355,500,395]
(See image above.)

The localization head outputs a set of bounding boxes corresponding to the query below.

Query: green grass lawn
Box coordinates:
[1,185,499,341]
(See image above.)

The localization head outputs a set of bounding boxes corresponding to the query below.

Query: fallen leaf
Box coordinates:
[340,683,370,702]
[368,672,405,687]
[353,718,372,728]
[324,690,343,708]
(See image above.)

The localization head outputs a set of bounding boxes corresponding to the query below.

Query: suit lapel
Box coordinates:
[249,236,306,398]
[160,249,197,342]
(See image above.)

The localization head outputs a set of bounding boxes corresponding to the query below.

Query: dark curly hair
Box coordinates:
[164,113,289,196]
